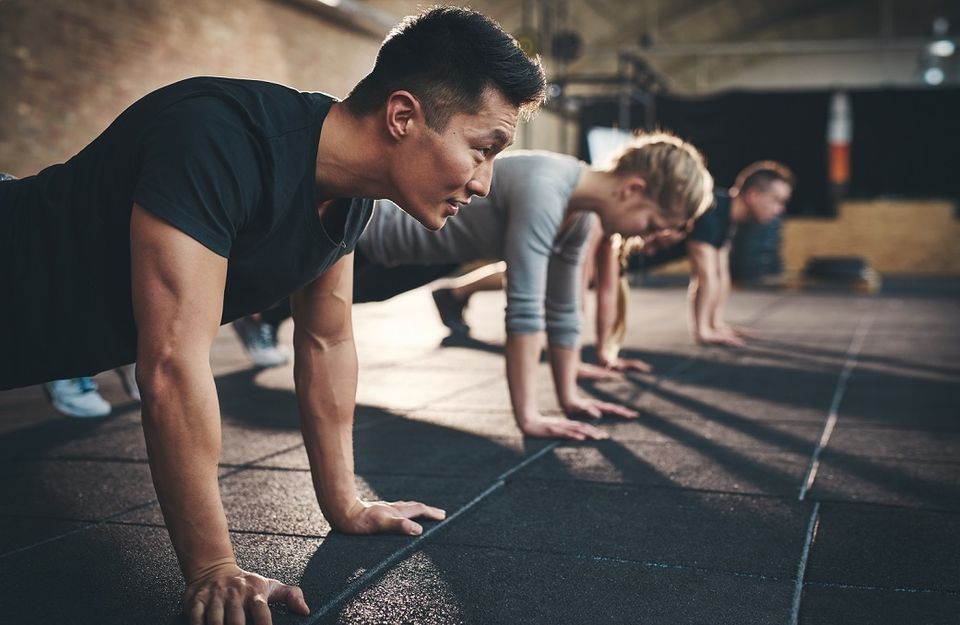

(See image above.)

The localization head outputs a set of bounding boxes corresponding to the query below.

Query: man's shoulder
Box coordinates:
[141,77,328,136]
[154,76,303,101]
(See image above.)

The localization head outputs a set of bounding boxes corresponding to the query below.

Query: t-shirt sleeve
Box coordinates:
[502,179,566,337]
[133,97,263,257]
[544,211,597,349]
[689,204,725,248]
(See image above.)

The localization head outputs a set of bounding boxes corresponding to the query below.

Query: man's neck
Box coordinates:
[314,104,389,202]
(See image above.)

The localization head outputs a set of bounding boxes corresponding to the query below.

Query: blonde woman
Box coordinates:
[354,131,714,440]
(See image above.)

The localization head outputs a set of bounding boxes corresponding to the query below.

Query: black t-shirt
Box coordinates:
[0,77,372,389]
[634,190,734,270]
[689,189,734,249]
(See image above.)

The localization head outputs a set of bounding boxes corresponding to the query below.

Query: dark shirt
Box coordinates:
[689,189,734,249]
[0,77,372,389]
[634,190,734,270]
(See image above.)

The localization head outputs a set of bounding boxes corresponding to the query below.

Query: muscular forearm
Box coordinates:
[139,359,234,583]
[294,337,360,528]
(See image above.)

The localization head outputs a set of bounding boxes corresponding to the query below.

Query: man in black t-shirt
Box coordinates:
[682,162,794,346]
[589,162,795,367]
[0,7,545,624]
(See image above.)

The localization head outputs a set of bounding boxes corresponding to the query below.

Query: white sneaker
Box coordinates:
[232,316,290,367]
[44,378,112,418]
[115,364,140,401]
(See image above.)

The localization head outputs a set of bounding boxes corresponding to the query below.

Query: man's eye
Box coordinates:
[475,147,491,156]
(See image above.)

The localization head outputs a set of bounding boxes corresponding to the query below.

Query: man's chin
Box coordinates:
[402,205,447,231]
[417,215,447,232]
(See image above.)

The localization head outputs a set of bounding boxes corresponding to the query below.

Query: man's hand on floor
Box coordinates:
[334,498,447,536]
[182,562,309,625]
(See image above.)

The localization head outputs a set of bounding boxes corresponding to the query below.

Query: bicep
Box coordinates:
[130,203,228,362]
[291,253,355,345]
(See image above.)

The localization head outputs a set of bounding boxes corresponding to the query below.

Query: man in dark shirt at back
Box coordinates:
[0,7,545,624]
[589,161,795,368]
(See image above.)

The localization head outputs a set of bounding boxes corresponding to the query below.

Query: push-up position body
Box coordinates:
[0,8,545,624]
[353,133,714,440]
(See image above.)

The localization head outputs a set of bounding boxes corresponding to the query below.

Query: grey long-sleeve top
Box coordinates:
[357,150,594,348]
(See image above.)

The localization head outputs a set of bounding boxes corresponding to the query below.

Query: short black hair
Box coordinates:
[734,161,796,194]
[344,6,546,131]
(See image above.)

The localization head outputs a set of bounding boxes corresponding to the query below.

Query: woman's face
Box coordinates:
[605,189,689,241]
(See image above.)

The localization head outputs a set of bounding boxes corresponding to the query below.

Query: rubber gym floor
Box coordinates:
[1,278,958,624]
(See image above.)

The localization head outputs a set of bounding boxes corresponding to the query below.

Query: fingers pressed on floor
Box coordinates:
[188,599,206,625]
[225,594,245,625]
[248,595,273,625]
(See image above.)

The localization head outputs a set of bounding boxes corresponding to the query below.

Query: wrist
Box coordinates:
[185,556,239,585]
[559,394,580,413]
[322,494,364,530]
[513,409,540,428]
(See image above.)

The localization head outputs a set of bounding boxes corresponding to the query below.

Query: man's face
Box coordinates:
[744,180,792,224]
[392,89,518,230]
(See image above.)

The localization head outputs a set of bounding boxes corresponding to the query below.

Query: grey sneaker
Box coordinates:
[232,316,290,367]
[44,378,112,418]
[115,364,140,401]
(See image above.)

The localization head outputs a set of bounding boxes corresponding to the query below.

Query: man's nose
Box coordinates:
[466,160,493,198]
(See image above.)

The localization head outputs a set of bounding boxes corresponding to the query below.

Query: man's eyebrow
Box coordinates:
[488,129,513,149]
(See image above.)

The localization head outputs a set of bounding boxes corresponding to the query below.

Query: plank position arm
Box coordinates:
[290,253,445,534]
[686,240,743,347]
[506,214,637,442]
[131,204,310,625]
[588,235,653,375]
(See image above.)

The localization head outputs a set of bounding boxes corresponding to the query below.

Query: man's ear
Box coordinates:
[384,90,422,141]
[741,186,762,202]
[620,176,647,200]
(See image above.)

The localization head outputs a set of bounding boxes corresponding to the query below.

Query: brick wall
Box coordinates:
[0,0,383,176]
[782,200,960,276]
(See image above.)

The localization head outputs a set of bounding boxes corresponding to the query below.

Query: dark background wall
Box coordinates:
[578,87,960,216]
[848,89,960,203]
